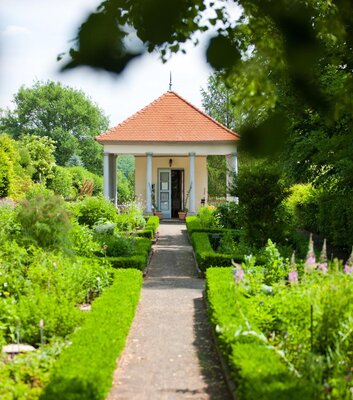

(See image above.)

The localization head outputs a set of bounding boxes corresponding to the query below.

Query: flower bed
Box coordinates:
[206,261,353,399]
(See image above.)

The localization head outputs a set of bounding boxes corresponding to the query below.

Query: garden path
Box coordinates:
[107,222,231,400]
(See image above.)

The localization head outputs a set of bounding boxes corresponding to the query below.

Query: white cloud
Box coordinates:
[2,24,30,36]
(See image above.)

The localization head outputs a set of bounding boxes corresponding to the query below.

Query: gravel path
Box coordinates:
[107,222,231,400]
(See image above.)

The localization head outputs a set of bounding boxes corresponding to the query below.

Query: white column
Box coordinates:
[189,152,196,215]
[226,149,238,202]
[146,152,153,214]
[109,154,117,206]
[103,152,110,199]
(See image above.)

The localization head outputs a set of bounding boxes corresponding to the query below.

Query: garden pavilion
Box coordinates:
[96,90,239,218]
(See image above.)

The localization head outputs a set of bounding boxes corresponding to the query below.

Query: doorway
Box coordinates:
[158,169,184,218]
[171,170,184,218]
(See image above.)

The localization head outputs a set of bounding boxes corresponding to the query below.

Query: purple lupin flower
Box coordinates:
[288,252,298,284]
[305,233,317,272]
[317,239,328,273]
[232,265,245,283]
[344,247,353,275]
[288,270,298,284]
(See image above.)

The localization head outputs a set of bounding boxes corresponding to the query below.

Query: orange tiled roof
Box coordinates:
[96,91,239,143]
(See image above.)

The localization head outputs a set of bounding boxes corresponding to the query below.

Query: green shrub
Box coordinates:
[76,196,117,228]
[282,183,318,232]
[215,202,241,229]
[198,206,219,228]
[69,220,101,257]
[47,166,74,199]
[26,253,114,304]
[25,184,54,200]
[115,201,146,231]
[102,236,135,257]
[17,194,71,251]
[41,269,142,400]
[16,290,84,346]
[0,204,20,242]
[234,161,289,246]
[68,166,103,197]
[316,190,353,249]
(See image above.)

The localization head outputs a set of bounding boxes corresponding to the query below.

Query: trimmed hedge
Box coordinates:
[205,268,312,400]
[191,232,243,271]
[41,269,142,400]
[186,216,242,238]
[105,237,152,271]
[137,216,159,239]
[186,216,202,235]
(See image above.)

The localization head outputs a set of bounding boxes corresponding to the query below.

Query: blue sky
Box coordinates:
[0,0,237,127]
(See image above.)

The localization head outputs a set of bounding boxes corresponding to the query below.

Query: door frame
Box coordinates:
[158,169,172,218]
[157,168,185,218]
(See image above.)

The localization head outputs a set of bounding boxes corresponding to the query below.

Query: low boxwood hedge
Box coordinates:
[136,216,159,239]
[191,232,243,271]
[104,237,152,271]
[205,268,312,400]
[186,216,243,238]
[41,269,143,400]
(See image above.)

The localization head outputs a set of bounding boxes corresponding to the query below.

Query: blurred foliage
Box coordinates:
[0,81,109,175]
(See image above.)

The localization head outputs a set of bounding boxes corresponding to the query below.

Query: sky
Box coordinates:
[0,0,240,128]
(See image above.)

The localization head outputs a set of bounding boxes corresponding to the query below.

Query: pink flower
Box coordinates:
[344,247,353,274]
[288,270,298,284]
[232,266,244,283]
[305,255,316,270]
[317,262,328,273]
[305,234,317,272]
[344,264,353,275]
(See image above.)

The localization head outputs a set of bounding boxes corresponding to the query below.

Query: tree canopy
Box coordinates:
[0,81,109,175]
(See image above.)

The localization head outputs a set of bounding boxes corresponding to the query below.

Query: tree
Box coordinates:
[117,155,134,203]
[0,81,109,174]
[19,135,56,184]
[201,73,237,131]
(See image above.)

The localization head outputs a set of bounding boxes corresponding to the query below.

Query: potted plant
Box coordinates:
[178,185,191,221]
[178,208,188,221]
[151,185,163,220]
[152,201,163,220]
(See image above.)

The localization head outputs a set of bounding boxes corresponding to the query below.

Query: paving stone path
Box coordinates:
[108,222,231,400]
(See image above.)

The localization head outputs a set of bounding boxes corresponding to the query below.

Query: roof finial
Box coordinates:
[168,71,172,91]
